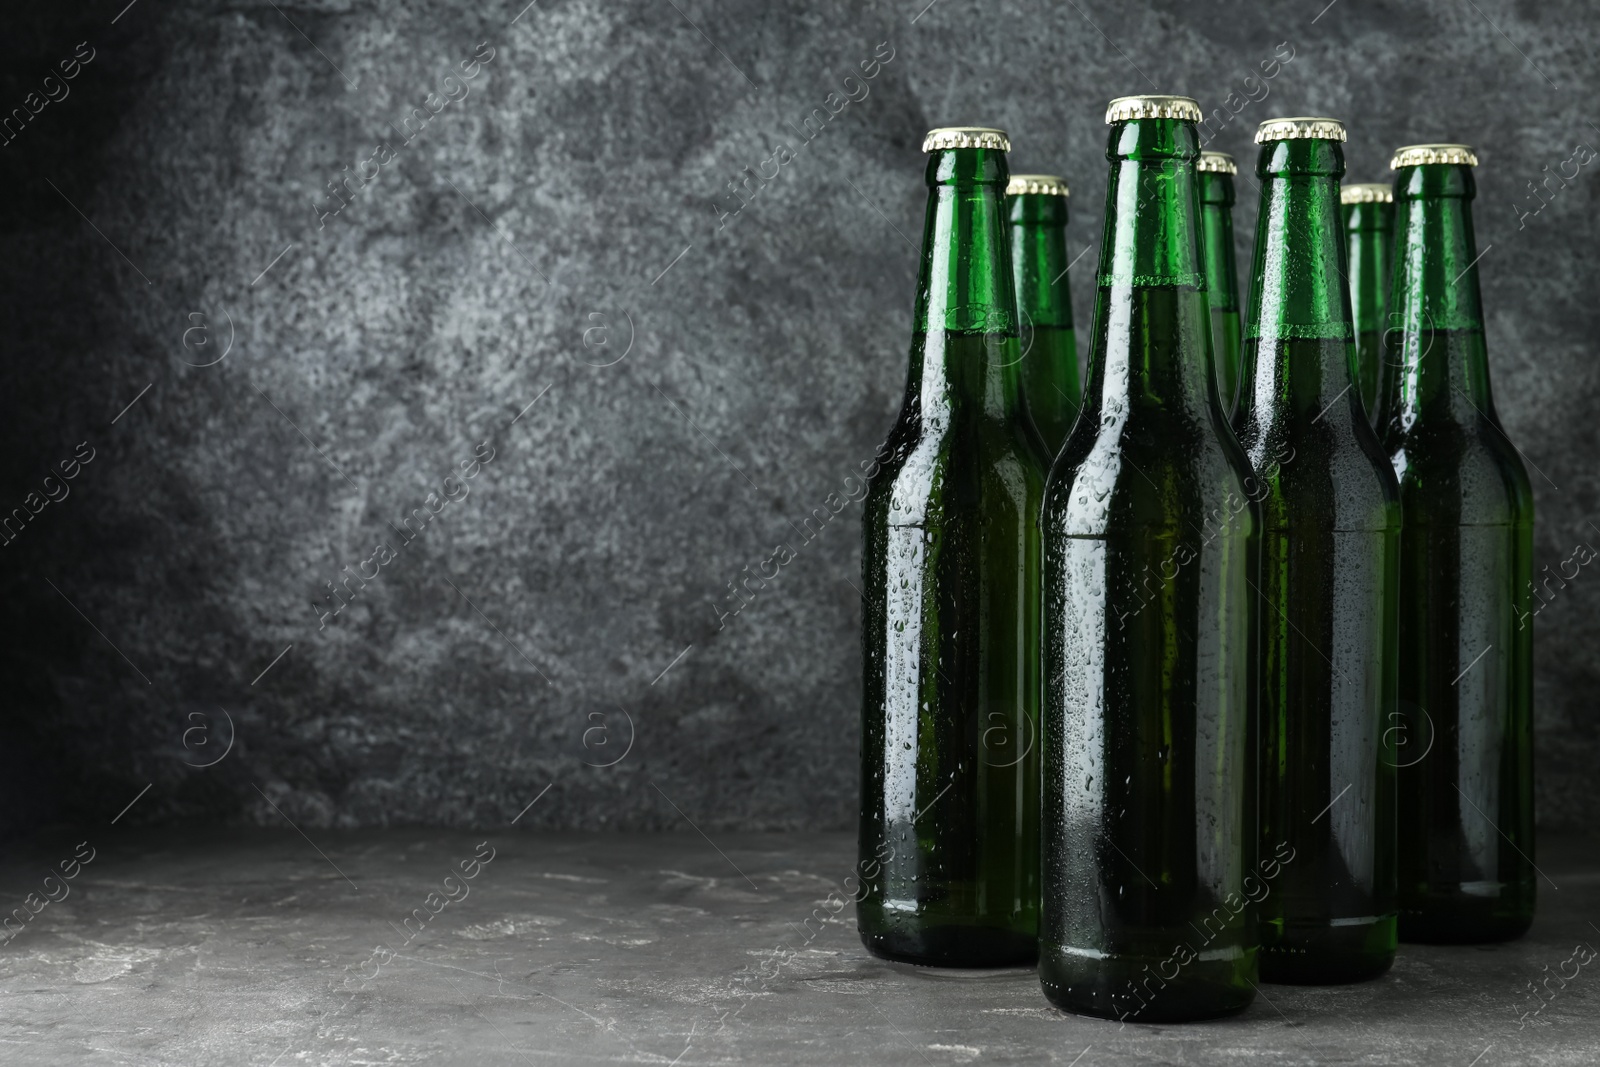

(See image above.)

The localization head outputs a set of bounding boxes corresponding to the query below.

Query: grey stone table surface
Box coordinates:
[0,829,1596,1066]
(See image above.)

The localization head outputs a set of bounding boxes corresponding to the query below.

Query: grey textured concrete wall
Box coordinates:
[0,0,1595,833]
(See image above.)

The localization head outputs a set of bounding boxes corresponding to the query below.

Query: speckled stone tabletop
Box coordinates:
[0,827,1594,1065]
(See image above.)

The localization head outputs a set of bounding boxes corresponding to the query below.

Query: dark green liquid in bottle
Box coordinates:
[1234,133,1401,985]
[1375,154,1536,944]
[1041,103,1259,1022]
[1010,181,1081,457]
[1353,329,1383,420]
[1018,323,1081,461]
[859,135,1050,966]
[1210,307,1242,410]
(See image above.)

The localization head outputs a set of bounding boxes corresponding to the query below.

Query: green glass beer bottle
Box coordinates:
[1232,118,1401,984]
[1198,151,1244,414]
[1040,96,1259,1021]
[1008,173,1081,456]
[1375,144,1535,943]
[858,126,1051,966]
[1341,182,1395,423]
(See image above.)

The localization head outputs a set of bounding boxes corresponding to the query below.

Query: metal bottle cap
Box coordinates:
[1104,95,1202,124]
[1340,183,1394,204]
[921,127,1010,153]
[1196,151,1237,174]
[1006,174,1069,197]
[1390,143,1478,169]
[1255,117,1347,144]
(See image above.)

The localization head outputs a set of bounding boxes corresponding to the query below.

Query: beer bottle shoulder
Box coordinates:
[1384,416,1534,527]
[1044,413,1256,539]
[865,405,1048,529]
[1237,417,1401,533]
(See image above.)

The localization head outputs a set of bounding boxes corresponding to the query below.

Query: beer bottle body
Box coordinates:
[1041,100,1258,1022]
[1375,149,1535,943]
[1234,128,1401,984]
[859,132,1050,966]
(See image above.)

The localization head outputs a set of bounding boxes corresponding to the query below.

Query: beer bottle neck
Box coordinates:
[1088,117,1212,414]
[1381,164,1494,427]
[1246,140,1351,344]
[1236,138,1354,423]
[1343,200,1392,336]
[1098,120,1206,291]
[912,147,1024,421]
[1008,194,1073,328]
[1198,171,1239,314]
[915,147,1016,333]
